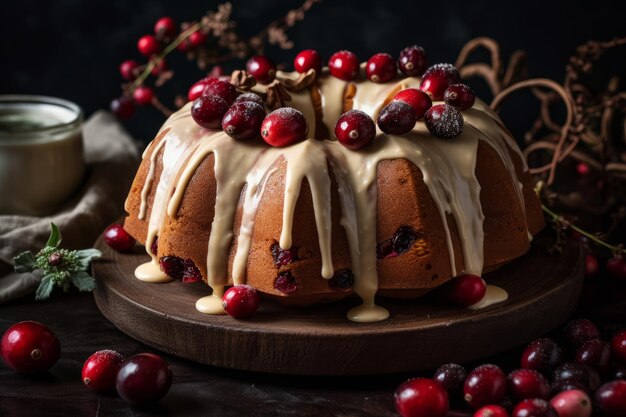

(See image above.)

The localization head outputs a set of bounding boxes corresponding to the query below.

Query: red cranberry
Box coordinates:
[181,259,202,283]
[420,63,461,100]
[233,92,264,106]
[274,270,298,294]
[294,49,322,74]
[110,97,135,120]
[464,364,507,409]
[191,95,230,129]
[366,53,397,83]
[595,380,626,417]
[159,256,184,280]
[433,363,467,395]
[521,338,564,374]
[271,242,299,267]
[394,378,449,417]
[553,362,601,392]
[335,110,376,150]
[82,350,124,392]
[119,59,139,80]
[606,257,626,281]
[613,368,626,380]
[575,339,610,375]
[449,274,486,307]
[132,86,154,106]
[188,79,210,102]
[104,224,136,252]
[328,269,355,290]
[377,101,417,135]
[444,83,476,110]
[261,107,308,147]
[398,45,427,76]
[154,16,176,38]
[150,57,168,76]
[576,162,591,176]
[394,88,432,119]
[612,330,626,364]
[222,285,261,318]
[188,31,207,48]
[116,353,172,405]
[424,104,464,138]
[512,399,557,417]
[328,50,359,81]
[563,319,600,347]
[137,34,160,56]
[550,389,592,417]
[507,369,550,401]
[203,80,238,105]
[551,381,590,396]
[222,101,266,141]
[474,405,510,417]
[584,255,599,278]
[247,55,276,84]
[1,321,60,374]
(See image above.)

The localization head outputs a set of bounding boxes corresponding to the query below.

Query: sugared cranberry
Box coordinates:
[222,101,266,141]
[611,330,626,364]
[132,86,154,106]
[137,34,160,56]
[261,107,308,147]
[246,55,276,84]
[233,92,264,106]
[120,59,139,80]
[366,53,397,83]
[550,389,592,417]
[335,110,376,150]
[103,224,136,252]
[398,45,427,76]
[181,259,202,283]
[433,363,467,396]
[420,63,461,100]
[188,31,207,48]
[464,364,507,409]
[328,50,359,81]
[274,270,298,294]
[606,257,626,281]
[188,78,210,102]
[222,285,261,318]
[271,242,299,267]
[154,16,176,38]
[116,353,172,405]
[507,369,550,401]
[328,269,354,289]
[377,101,417,135]
[449,274,486,307]
[563,319,600,348]
[48,252,63,267]
[553,362,601,393]
[395,378,449,417]
[595,380,626,417]
[191,95,230,129]
[110,97,135,120]
[1,321,60,374]
[424,104,464,138]
[394,88,432,119]
[584,255,599,278]
[522,338,564,374]
[294,49,322,74]
[474,405,510,417]
[575,339,610,375]
[576,162,590,176]
[444,84,476,110]
[82,350,124,392]
[512,399,557,417]
[203,80,238,105]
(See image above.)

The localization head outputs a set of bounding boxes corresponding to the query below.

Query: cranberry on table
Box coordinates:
[550,389,592,417]
[394,378,449,417]
[366,53,397,83]
[552,362,601,393]
[154,16,176,38]
[103,224,136,252]
[377,101,417,135]
[334,109,376,150]
[448,274,486,307]
[261,107,308,147]
[82,350,124,392]
[202,80,238,105]
[222,285,261,318]
[222,101,266,141]
[110,97,136,120]
[474,405,510,417]
[294,49,322,74]
[433,363,467,395]
[424,104,464,138]
[1,321,60,374]
[444,83,476,110]
[606,257,626,281]
[595,380,626,417]
[233,92,265,106]
[137,34,160,56]
[512,398,557,417]
[420,63,461,100]
[464,364,507,409]
[132,86,154,106]
[584,254,599,278]
[507,369,550,401]
[563,319,600,347]
[611,330,626,364]
[247,55,277,84]
[575,339,610,375]
[521,338,564,374]
[119,60,139,80]
[394,88,432,119]
[398,45,427,76]
[191,95,230,129]
[116,353,172,405]
[328,50,360,81]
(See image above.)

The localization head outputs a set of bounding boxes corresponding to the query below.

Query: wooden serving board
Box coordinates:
[92,234,584,376]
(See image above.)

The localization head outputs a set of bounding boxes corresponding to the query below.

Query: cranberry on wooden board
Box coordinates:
[448,274,486,307]
[222,285,261,318]
[103,224,136,252]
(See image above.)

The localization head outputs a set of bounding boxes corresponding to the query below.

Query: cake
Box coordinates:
[123,49,544,322]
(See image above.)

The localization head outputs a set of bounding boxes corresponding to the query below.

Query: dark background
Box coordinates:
[2,0,625,141]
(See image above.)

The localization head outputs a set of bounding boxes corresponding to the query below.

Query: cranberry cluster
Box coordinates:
[395,317,626,417]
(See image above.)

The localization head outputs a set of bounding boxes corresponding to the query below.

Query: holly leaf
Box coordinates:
[75,249,102,271]
[13,251,37,272]
[69,270,96,292]
[45,223,62,248]
[35,275,55,300]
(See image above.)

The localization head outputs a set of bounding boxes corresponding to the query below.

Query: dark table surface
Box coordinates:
[1,268,625,417]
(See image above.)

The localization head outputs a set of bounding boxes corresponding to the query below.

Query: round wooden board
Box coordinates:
[93,234,584,376]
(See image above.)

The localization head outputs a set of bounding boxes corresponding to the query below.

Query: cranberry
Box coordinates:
[294,49,322,74]
[366,53,397,83]
[424,103,464,138]
[433,363,467,395]
[132,86,154,106]
[246,55,276,84]
[575,339,610,374]
[551,381,590,396]
[611,330,626,364]
[550,389,592,417]
[1,321,60,374]
[103,224,136,252]
[110,97,135,120]
[328,50,360,81]
[398,45,427,76]
[261,107,308,147]
[393,226,418,253]
[181,259,202,283]
[335,110,376,150]
[444,83,476,110]
[151,236,159,256]
[116,353,172,405]
[137,34,160,56]
[563,319,600,347]
[233,92,264,106]
[188,31,207,48]
[553,362,601,392]
[222,101,266,141]
[613,368,626,380]
[159,256,184,280]
[474,405,510,417]
[394,88,432,119]
[191,95,230,129]
[377,101,417,135]
[394,378,449,417]
[521,338,564,374]
[154,16,176,38]
[464,364,507,409]
[584,255,599,278]
[48,252,63,267]
[188,79,210,102]
[507,369,551,401]
[203,80,238,105]
[82,350,124,392]
[271,242,299,267]
[576,162,591,176]
[274,270,298,294]
[606,257,626,281]
[596,380,626,417]
[222,285,261,318]
[150,57,168,76]
[328,269,355,290]
[420,63,461,100]
[449,274,486,307]
[512,399,557,417]
[119,59,139,80]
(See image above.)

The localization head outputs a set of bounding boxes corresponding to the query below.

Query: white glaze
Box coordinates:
[468,285,509,310]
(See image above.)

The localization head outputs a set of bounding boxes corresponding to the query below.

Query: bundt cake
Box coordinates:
[123,49,544,323]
